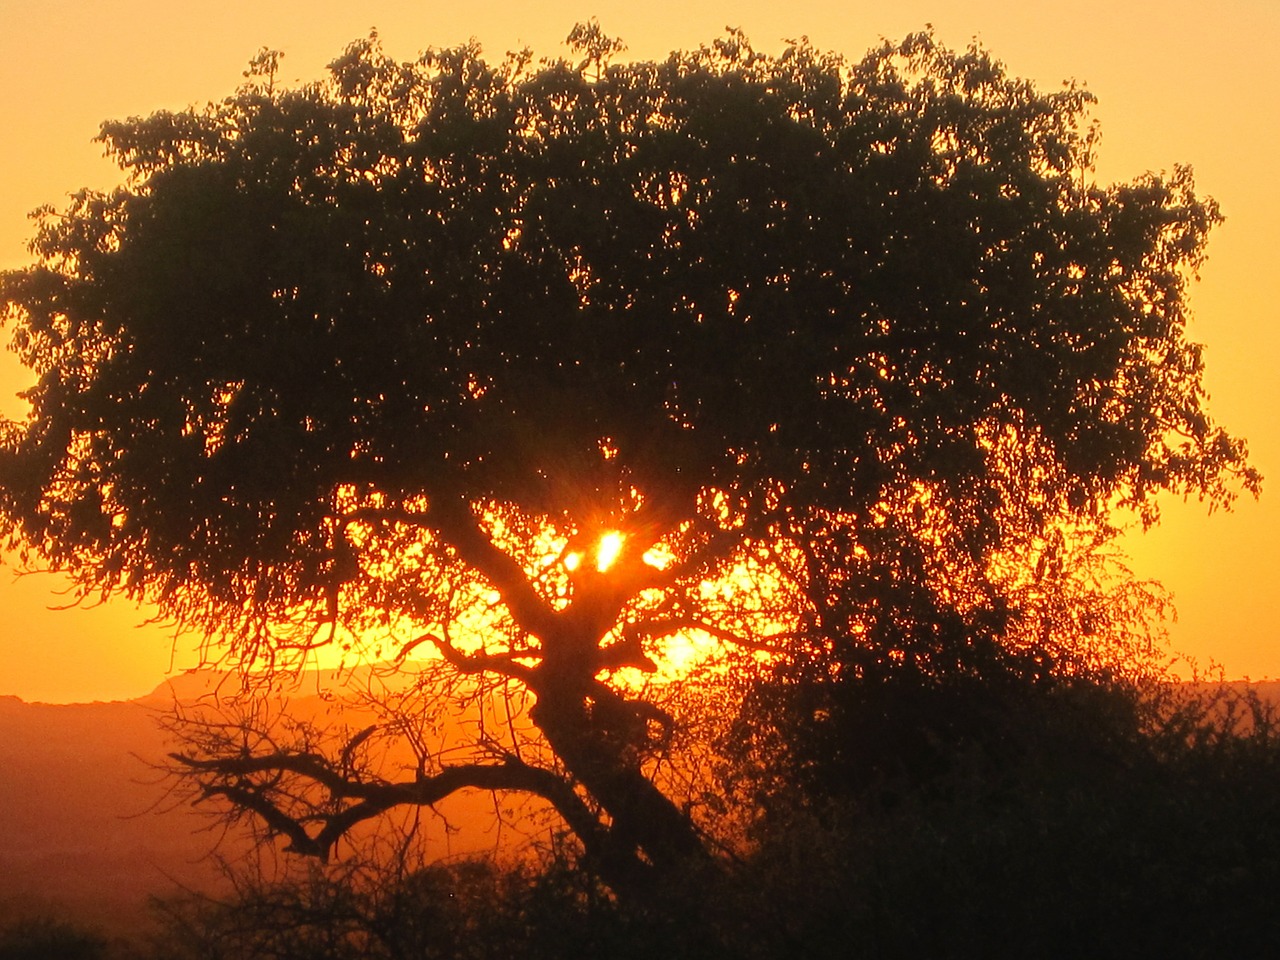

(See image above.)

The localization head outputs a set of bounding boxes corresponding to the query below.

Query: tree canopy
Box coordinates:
[0,25,1257,898]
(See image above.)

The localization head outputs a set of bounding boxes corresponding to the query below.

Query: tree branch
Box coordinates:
[171,750,612,867]
[641,524,749,592]
[411,630,539,683]
[426,494,561,639]
[625,616,795,653]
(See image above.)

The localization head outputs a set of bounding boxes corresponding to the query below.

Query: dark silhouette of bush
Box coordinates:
[707,678,1280,960]
[0,917,108,960]
[146,851,734,960]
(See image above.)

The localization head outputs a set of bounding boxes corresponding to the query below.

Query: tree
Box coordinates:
[0,26,1257,900]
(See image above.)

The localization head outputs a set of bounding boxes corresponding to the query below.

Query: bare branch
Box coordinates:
[171,750,610,866]
[415,631,538,684]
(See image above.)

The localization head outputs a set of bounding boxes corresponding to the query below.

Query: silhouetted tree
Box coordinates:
[0,25,1257,900]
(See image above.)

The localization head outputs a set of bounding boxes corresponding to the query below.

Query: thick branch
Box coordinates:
[172,751,608,865]
[427,494,560,638]
[626,616,795,653]
[410,630,539,683]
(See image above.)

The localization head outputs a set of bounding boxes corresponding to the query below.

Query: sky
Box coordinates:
[0,0,1276,702]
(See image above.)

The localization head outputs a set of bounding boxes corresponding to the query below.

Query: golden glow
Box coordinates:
[564,551,582,572]
[596,532,624,572]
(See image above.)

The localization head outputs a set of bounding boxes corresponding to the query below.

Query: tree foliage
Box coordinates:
[0,26,1257,898]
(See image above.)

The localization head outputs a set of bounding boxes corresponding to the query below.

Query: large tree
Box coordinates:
[0,26,1257,897]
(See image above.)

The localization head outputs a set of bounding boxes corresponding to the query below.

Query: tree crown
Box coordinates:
[0,29,1253,656]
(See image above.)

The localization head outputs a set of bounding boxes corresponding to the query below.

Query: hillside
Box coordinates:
[0,693,225,936]
[0,671,535,938]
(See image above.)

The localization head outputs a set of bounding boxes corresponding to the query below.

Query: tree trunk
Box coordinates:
[529,680,712,901]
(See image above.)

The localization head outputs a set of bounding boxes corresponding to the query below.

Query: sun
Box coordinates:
[596,531,624,572]
[562,531,626,574]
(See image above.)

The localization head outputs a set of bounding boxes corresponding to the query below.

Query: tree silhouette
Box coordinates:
[0,27,1257,899]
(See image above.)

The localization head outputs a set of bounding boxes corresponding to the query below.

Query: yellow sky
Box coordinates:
[1,0,1276,702]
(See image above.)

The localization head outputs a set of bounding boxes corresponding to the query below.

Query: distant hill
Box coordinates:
[0,668,541,939]
[0,693,226,936]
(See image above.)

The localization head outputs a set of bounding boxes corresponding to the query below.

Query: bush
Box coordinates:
[0,917,108,960]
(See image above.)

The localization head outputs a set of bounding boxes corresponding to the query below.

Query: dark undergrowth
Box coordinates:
[5,682,1278,960]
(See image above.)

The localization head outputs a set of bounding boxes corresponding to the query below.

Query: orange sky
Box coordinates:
[1,0,1276,702]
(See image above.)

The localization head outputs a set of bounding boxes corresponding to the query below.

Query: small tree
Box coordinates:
[0,27,1256,899]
